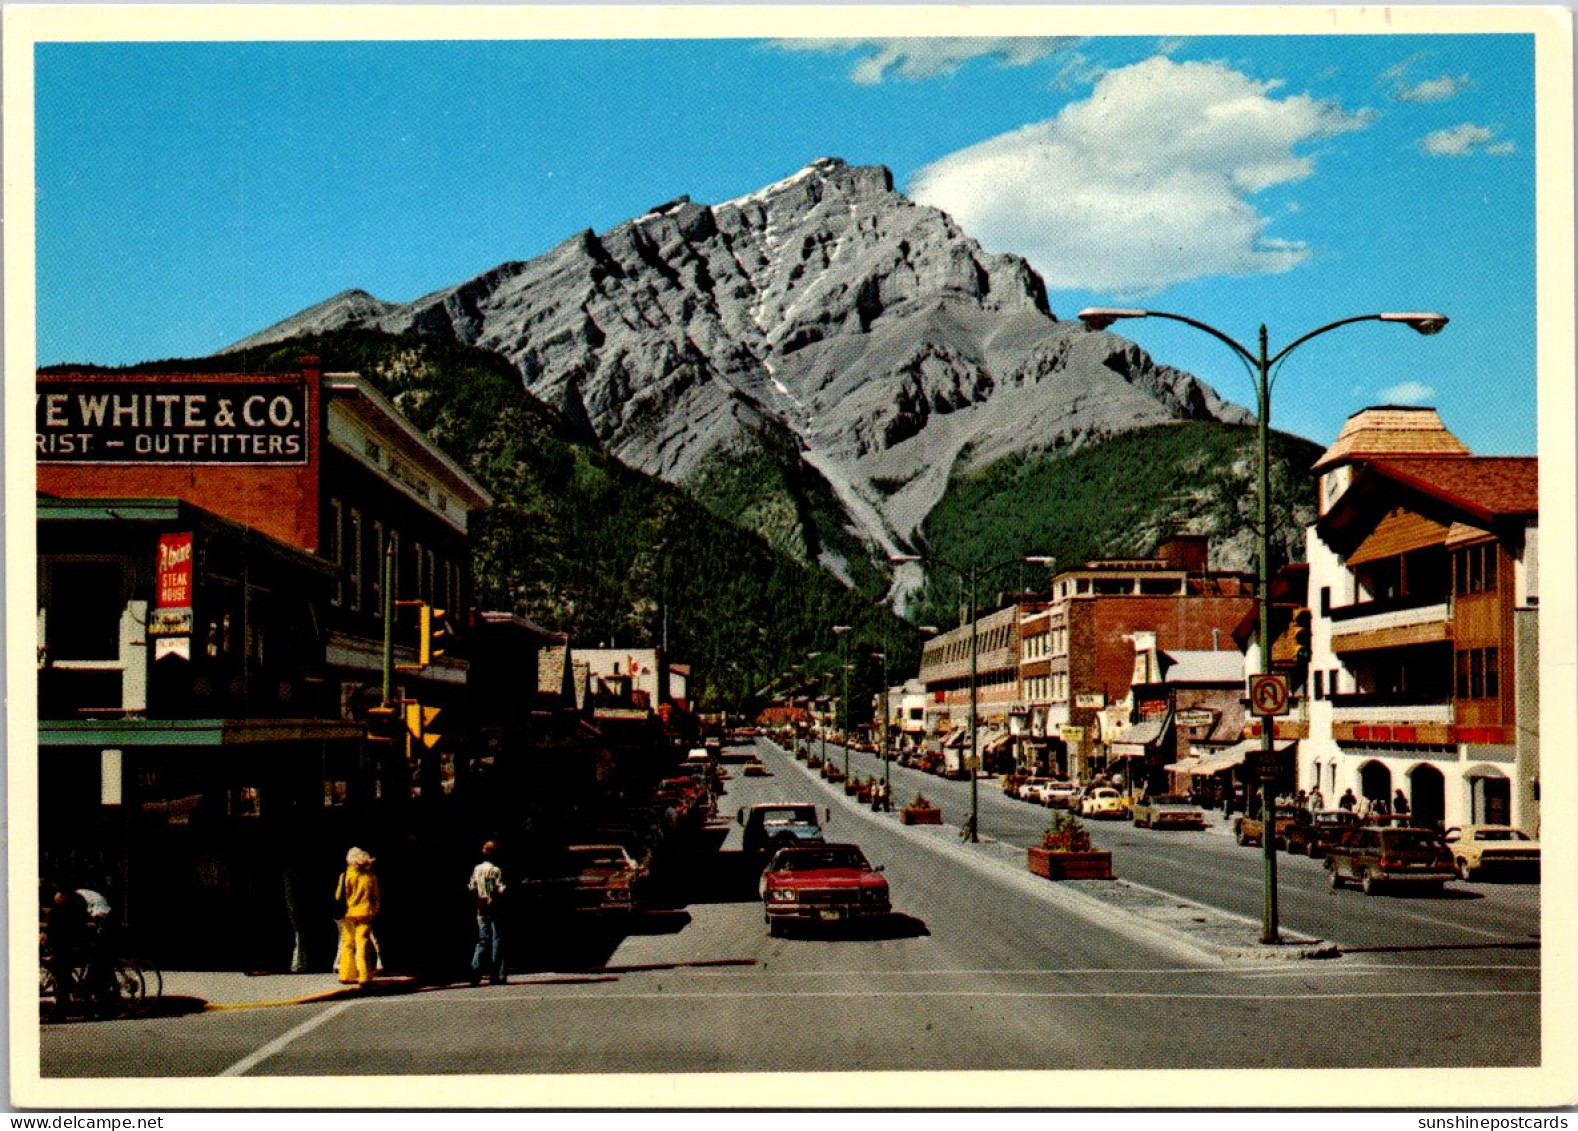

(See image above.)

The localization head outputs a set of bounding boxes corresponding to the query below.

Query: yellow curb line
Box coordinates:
[205,987,366,1012]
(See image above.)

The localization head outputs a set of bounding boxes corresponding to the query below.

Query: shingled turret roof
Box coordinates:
[1312,405,1471,471]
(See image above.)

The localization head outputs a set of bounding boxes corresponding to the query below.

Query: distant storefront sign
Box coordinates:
[36,379,309,465]
[1059,725,1086,744]
[1075,692,1106,709]
[1176,708,1218,729]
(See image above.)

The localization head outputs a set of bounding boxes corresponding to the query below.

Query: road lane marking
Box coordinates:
[218,999,356,1077]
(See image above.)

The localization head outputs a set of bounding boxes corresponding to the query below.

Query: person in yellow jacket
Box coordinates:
[335,846,381,985]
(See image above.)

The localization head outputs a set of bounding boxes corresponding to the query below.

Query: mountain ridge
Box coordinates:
[224,156,1256,598]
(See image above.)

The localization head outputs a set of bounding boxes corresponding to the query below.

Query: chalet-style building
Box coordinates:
[1302,407,1539,831]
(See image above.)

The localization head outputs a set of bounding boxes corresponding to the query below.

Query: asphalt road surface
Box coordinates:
[39,737,1540,1079]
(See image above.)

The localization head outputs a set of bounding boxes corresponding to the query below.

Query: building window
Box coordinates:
[1456,647,1501,700]
[1313,670,1325,700]
[1320,586,1331,615]
[413,541,425,603]
[41,559,123,660]
[348,508,364,613]
[1454,543,1499,596]
[327,499,344,607]
[426,548,436,605]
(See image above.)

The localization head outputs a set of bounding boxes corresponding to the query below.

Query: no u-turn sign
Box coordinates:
[1249,674,1290,717]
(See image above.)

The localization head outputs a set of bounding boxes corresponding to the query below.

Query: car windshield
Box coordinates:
[760,807,816,824]
[776,848,868,872]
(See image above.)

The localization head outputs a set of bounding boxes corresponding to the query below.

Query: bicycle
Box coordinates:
[40,949,160,1021]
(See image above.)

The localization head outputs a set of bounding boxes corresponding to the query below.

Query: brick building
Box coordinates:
[34,363,492,968]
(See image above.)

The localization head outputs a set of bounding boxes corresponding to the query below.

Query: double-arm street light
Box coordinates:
[889,552,1056,842]
[1077,306,1447,943]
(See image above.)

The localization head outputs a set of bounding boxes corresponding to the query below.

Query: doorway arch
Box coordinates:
[1358,760,1393,806]
[1408,763,1447,830]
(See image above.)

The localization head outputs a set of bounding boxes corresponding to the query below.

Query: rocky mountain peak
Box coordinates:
[223,158,1249,591]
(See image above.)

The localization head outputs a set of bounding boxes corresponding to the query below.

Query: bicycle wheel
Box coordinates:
[130,957,162,1001]
[107,959,147,1016]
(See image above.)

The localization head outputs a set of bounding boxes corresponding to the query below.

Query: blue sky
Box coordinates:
[35,32,1538,454]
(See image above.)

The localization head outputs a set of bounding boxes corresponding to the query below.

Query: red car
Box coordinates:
[760,843,891,936]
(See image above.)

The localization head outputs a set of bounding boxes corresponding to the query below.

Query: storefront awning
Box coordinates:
[943,728,969,748]
[1108,716,1168,758]
[1164,756,1203,773]
[1193,738,1297,775]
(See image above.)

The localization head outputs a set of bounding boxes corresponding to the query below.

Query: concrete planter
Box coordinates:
[901,807,943,826]
[1027,846,1113,880]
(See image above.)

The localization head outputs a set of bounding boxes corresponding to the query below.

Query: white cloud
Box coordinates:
[1380,53,1426,85]
[773,37,1080,84]
[1421,122,1514,157]
[1378,380,1437,405]
[1396,72,1472,102]
[909,55,1375,294]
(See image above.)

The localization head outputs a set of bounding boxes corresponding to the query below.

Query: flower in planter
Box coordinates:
[1040,812,1093,853]
[909,793,938,810]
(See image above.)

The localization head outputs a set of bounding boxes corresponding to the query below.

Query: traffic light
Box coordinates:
[1290,607,1313,685]
[395,600,447,671]
[364,703,400,743]
[419,604,447,667]
[404,700,443,750]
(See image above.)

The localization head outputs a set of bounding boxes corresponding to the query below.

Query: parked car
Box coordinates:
[760,842,891,935]
[1283,809,1363,858]
[1079,787,1131,820]
[1042,780,1079,809]
[1234,804,1310,848]
[1131,793,1207,830]
[738,803,827,856]
[1325,826,1455,895]
[1443,825,1541,881]
[1016,777,1055,803]
[556,844,649,914]
[741,758,770,777]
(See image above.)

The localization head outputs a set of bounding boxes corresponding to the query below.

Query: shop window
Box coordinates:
[42,559,123,660]
[228,786,262,819]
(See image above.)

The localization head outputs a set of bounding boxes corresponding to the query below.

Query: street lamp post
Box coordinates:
[832,625,854,781]
[872,649,890,802]
[1077,306,1447,943]
[890,553,1055,842]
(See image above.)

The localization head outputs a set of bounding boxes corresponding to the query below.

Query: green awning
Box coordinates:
[39,717,364,747]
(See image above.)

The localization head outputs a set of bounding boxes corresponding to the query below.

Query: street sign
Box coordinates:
[1248,674,1290,717]
[1250,751,1282,778]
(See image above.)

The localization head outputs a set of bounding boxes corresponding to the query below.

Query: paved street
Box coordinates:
[40,737,1539,1078]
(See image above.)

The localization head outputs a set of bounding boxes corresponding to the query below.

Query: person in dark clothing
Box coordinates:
[42,887,90,1015]
[1338,788,1358,811]
[1393,789,1410,816]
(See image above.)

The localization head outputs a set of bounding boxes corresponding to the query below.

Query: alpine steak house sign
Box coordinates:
[35,379,309,464]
